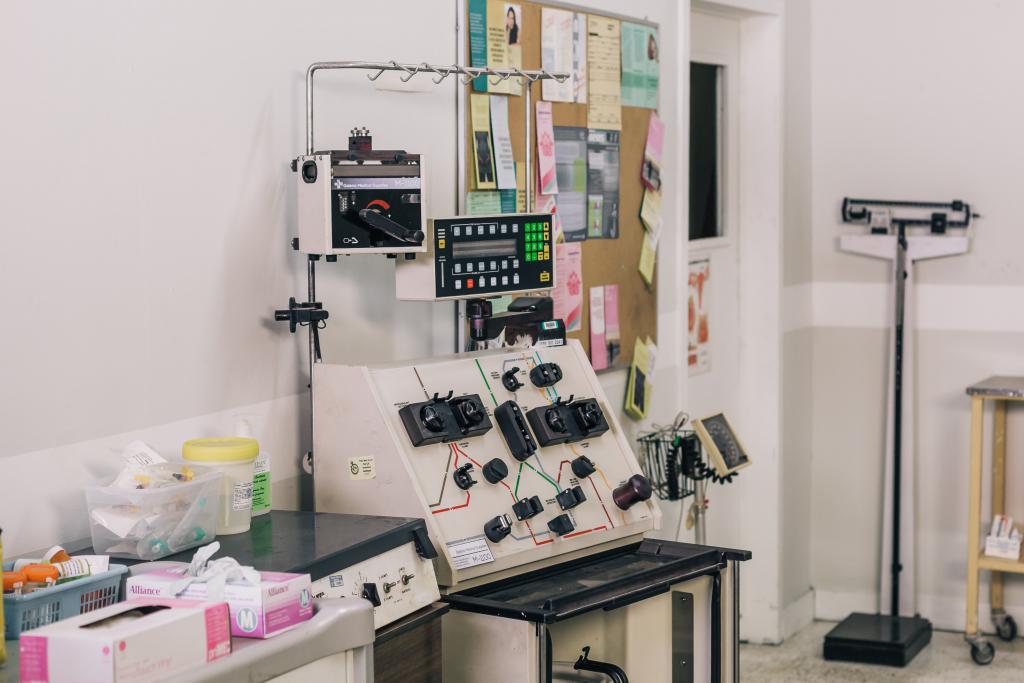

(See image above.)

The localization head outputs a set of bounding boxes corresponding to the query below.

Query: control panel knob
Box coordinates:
[383,581,398,594]
[545,407,567,433]
[454,398,485,427]
[401,573,415,586]
[482,458,509,484]
[502,368,524,392]
[530,362,563,388]
[484,514,513,543]
[420,404,446,433]
[556,485,587,511]
[453,463,477,490]
[547,513,576,536]
[571,455,597,479]
[612,474,653,511]
[512,495,544,521]
[361,582,382,607]
[575,402,602,429]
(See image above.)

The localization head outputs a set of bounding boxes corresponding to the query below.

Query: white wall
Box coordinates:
[0,0,458,557]
[788,0,1024,631]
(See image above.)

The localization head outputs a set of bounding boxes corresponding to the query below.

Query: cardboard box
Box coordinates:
[19,598,230,683]
[126,568,312,639]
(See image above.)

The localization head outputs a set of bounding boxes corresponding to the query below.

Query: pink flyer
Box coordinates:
[589,285,608,370]
[553,243,583,331]
[536,101,559,195]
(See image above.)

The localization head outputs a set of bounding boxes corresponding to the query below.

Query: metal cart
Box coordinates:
[965,376,1024,665]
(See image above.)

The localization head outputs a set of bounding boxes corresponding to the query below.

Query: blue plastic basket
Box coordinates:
[2,561,128,638]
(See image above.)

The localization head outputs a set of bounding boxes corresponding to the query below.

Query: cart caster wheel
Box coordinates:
[996,616,1018,642]
[971,641,995,666]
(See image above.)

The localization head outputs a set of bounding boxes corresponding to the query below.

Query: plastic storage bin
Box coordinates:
[183,438,259,535]
[86,463,220,560]
[2,561,128,638]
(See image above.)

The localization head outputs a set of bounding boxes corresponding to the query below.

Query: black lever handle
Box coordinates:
[358,208,424,245]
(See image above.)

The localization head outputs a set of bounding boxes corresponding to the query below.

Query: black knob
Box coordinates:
[613,474,653,510]
[502,368,524,392]
[575,402,602,429]
[556,485,587,511]
[546,407,567,433]
[453,463,476,490]
[512,495,544,520]
[455,398,484,427]
[421,404,445,432]
[547,514,576,536]
[484,515,512,543]
[571,455,597,479]
[482,458,509,484]
[361,582,381,607]
[530,362,563,387]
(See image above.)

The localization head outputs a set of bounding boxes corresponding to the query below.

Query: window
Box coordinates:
[689,62,724,241]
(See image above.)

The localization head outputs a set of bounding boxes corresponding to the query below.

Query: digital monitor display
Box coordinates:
[452,238,518,260]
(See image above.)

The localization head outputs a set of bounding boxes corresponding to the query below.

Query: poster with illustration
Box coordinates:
[688,259,710,375]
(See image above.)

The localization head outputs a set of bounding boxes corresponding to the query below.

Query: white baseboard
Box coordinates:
[814,588,1024,633]
[782,588,815,639]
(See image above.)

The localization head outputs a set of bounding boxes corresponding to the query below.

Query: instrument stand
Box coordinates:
[825,199,974,666]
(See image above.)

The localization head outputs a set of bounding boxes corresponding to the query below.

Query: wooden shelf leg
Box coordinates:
[966,397,984,637]
[991,401,1007,614]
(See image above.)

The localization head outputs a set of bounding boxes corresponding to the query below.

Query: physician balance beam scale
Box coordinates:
[823,198,978,667]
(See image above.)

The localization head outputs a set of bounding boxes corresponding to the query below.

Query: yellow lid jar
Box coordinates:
[183,438,259,535]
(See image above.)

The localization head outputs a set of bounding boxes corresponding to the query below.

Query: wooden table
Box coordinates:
[965,376,1024,665]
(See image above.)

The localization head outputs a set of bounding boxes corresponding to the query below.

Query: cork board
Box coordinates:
[463,1,658,370]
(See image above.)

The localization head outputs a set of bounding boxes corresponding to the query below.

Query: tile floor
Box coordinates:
[741,621,1024,682]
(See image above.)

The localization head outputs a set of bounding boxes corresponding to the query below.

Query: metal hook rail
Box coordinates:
[305,60,569,209]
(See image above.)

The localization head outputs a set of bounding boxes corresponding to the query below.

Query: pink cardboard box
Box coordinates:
[125,568,312,639]
[19,598,230,683]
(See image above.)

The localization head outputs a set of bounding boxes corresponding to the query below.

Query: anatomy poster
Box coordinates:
[688,259,711,375]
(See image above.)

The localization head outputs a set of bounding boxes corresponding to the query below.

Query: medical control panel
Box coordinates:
[310,539,439,629]
[312,340,659,587]
[395,213,555,301]
[293,129,426,255]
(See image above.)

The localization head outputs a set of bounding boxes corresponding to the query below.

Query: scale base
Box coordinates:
[823,613,932,667]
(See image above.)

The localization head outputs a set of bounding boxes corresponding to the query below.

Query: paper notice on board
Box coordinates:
[638,231,657,286]
[572,13,588,103]
[640,188,662,234]
[642,112,665,192]
[467,191,502,215]
[554,126,588,242]
[587,129,620,239]
[541,8,574,102]
[515,162,527,212]
[589,286,608,370]
[469,0,489,92]
[621,22,660,108]
[553,243,583,332]
[471,94,497,190]
[688,259,711,375]
[490,95,516,189]
[536,101,558,195]
[587,16,622,130]
[604,284,620,366]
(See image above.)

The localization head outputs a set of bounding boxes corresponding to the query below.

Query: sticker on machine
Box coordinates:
[445,537,495,570]
[348,456,376,480]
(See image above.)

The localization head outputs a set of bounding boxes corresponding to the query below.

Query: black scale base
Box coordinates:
[824,613,933,667]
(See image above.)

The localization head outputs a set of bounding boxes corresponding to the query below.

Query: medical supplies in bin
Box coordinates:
[3,560,128,639]
[86,462,220,560]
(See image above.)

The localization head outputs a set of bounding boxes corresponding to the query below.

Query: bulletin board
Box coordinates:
[463,1,658,370]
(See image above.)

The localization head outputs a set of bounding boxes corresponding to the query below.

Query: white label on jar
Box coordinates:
[348,456,376,480]
[254,457,270,475]
[232,481,254,511]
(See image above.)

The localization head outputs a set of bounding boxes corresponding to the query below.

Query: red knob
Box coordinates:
[613,474,653,510]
